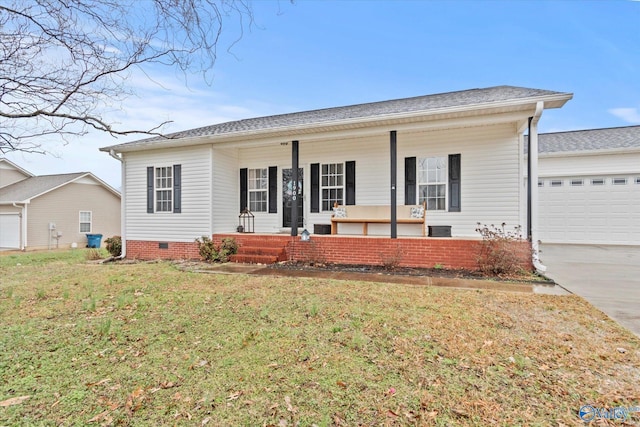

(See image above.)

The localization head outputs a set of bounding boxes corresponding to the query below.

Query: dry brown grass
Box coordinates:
[0,250,638,425]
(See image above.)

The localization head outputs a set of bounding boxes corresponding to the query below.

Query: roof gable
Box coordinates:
[0,172,120,204]
[0,157,33,182]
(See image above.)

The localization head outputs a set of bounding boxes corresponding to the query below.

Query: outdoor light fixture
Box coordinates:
[300,229,311,242]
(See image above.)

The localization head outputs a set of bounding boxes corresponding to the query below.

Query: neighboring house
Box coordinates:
[100,85,572,269]
[536,126,640,245]
[0,159,121,250]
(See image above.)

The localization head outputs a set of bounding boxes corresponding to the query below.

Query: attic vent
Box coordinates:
[159,242,169,249]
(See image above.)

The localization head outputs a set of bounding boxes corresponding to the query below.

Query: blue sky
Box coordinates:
[5,0,640,187]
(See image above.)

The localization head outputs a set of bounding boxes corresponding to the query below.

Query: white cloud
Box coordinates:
[608,107,640,124]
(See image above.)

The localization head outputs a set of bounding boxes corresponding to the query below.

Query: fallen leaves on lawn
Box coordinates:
[125,387,146,413]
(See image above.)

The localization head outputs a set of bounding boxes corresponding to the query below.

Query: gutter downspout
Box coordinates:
[109,149,126,259]
[12,202,27,250]
[528,101,545,273]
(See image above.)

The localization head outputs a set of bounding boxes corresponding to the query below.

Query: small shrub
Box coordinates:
[104,236,122,257]
[85,248,102,261]
[475,223,532,276]
[380,244,404,270]
[195,236,238,263]
[218,237,239,262]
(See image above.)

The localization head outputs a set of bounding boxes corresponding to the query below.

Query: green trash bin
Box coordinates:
[86,234,103,248]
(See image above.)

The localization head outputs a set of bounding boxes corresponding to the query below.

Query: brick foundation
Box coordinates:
[126,240,200,260]
[214,234,533,271]
[127,234,533,272]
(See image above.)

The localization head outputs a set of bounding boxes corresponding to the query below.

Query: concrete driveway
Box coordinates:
[541,244,640,337]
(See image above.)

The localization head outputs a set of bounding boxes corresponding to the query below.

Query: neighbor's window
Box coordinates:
[613,178,627,185]
[418,157,446,210]
[591,178,605,186]
[155,166,173,212]
[550,180,563,187]
[248,168,268,212]
[79,211,92,233]
[538,180,544,187]
[571,179,584,186]
[321,163,343,211]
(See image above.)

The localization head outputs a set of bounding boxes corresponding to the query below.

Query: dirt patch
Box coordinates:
[266,261,554,285]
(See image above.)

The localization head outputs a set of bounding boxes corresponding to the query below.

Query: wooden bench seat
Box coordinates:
[330,202,426,236]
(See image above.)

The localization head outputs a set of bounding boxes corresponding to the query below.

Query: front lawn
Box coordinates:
[1,250,638,425]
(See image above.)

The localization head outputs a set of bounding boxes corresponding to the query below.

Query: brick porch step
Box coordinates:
[230,239,288,264]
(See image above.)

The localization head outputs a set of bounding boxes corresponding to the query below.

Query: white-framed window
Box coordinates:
[79,211,92,233]
[613,178,627,185]
[155,166,173,212]
[248,168,268,212]
[418,157,446,210]
[591,178,605,186]
[321,163,343,211]
[571,179,584,186]
[550,180,563,187]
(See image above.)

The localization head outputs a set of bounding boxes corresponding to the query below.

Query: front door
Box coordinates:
[282,168,304,228]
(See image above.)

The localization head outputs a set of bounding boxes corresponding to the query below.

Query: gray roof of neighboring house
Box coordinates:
[0,172,87,203]
[102,85,571,151]
[536,126,640,154]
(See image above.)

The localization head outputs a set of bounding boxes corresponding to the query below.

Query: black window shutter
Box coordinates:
[404,157,416,205]
[448,154,461,212]
[268,166,277,213]
[147,167,154,213]
[239,168,248,212]
[345,161,356,205]
[173,164,181,213]
[310,163,320,213]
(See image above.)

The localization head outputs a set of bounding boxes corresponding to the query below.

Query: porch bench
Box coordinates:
[330,202,426,236]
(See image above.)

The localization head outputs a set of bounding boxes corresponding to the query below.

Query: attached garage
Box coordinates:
[539,175,640,245]
[0,213,21,249]
[536,126,640,246]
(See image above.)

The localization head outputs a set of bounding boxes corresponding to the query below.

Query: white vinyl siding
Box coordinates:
[212,148,239,234]
[79,211,92,233]
[124,146,211,241]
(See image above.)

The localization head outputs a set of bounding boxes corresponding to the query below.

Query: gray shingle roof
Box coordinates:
[102,85,571,151]
[537,126,640,154]
[0,173,87,203]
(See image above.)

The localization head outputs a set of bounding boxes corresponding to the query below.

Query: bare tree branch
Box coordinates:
[0,0,263,154]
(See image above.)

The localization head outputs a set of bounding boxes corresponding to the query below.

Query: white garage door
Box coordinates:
[0,213,21,249]
[539,175,640,245]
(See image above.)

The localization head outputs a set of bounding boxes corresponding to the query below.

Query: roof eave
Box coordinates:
[102,91,573,154]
